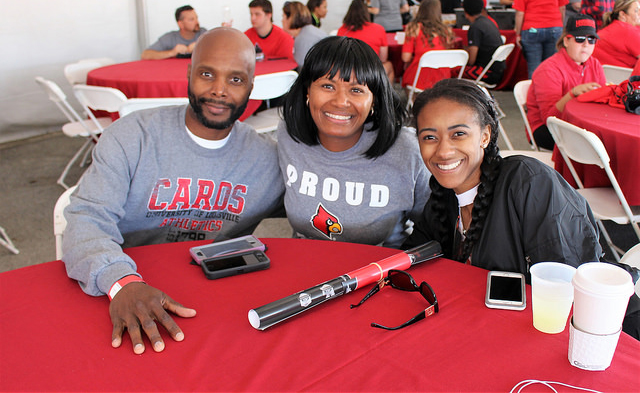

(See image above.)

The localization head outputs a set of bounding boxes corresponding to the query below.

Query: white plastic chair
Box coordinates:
[499,150,554,167]
[406,49,469,110]
[0,225,19,255]
[53,185,77,260]
[63,58,114,85]
[546,116,640,261]
[73,84,128,115]
[35,77,112,189]
[619,243,640,296]
[243,70,298,134]
[119,97,189,117]
[472,44,515,89]
[513,80,540,151]
[602,65,632,85]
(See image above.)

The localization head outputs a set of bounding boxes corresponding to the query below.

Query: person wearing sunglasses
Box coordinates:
[592,0,640,68]
[525,14,606,150]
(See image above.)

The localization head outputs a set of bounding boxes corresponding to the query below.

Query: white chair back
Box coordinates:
[249,70,298,100]
[64,61,103,85]
[73,84,128,113]
[602,65,632,85]
[119,97,189,117]
[513,80,539,151]
[473,44,515,87]
[406,49,469,108]
[546,116,640,260]
[35,76,86,126]
[54,185,77,260]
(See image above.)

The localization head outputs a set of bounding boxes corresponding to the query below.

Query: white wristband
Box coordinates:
[108,275,145,301]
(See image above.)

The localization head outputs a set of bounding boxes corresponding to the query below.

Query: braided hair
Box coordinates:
[412,79,503,262]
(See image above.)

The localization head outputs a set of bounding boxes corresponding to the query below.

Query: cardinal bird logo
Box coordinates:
[311,203,343,239]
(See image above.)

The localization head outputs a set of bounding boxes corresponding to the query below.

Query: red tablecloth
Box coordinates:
[1,239,637,391]
[87,57,298,120]
[554,100,640,206]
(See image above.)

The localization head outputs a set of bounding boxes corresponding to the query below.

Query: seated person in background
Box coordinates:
[63,28,285,354]
[282,1,328,69]
[402,0,456,94]
[368,0,411,32]
[245,0,295,60]
[278,36,431,248]
[461,0,506,85]
[527,15,605,150]
[338,0,395,82]
[592,0,640,68]
[307,0,329,27]
[404,78,639,340]
[581,0,614,30]
[141,5,207,60]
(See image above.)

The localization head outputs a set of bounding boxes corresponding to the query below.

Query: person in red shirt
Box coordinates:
[592,0,640,68]
[402,0,455,94]
[244,0,295,61]
[514,0,568,78]
[526,14,606,149]
[338,0,395,81]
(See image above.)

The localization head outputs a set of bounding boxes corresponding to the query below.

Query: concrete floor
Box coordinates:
[1,90,636,271]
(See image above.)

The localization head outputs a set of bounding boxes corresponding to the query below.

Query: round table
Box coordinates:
[554,99,640,206]
[87,57,298,120]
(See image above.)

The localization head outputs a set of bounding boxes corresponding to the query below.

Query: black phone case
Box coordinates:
[201,250,270,280]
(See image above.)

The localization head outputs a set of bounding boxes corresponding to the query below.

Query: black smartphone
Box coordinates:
[201,250,270,280]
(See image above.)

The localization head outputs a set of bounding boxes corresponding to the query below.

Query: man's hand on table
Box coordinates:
[109,282,196,354]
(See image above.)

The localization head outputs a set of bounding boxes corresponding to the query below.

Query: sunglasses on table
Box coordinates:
[350,269,439,330]
[570,35,597,45]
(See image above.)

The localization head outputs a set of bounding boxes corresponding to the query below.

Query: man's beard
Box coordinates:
[188,85,249,130]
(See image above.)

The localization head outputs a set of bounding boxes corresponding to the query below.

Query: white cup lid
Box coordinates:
[572,262,634,297]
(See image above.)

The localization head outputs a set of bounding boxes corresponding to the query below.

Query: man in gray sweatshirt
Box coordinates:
[62,28,284,355]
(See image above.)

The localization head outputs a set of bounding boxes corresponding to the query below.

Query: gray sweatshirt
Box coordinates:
[277,123,431,248]
[62,106,284,296]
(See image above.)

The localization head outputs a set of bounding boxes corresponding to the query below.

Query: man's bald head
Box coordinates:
[192,27,256,79]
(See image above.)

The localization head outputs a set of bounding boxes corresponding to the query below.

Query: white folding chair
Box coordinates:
[35,77,112,189]
[469,44,516,150]
[513,80,540,151]
[602,65,633,85]
[499,150,554,167]
[53,185,77,260]
[619,243,640,296]
[406,49,469,110]
[0,225,19,255]
[243,70,298,134]
[546,116,640,261]
[72,84,128,126]
[63,58,114,86]
[118,97,189,117]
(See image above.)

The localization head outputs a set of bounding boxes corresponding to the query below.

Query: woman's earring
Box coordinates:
[306,97,309,106]
[481,143,488,149]
[370,107,374,116]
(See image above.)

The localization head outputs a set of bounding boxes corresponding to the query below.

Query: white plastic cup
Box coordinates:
[572,262,634,335]
[530,262,576,334]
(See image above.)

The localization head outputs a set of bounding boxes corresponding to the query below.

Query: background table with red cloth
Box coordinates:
[1,238,637,391]
[86,57,298,121]
[554,100,640,206]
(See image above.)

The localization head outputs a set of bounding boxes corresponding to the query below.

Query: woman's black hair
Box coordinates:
[412,78,503,262]
[283,36,405,159]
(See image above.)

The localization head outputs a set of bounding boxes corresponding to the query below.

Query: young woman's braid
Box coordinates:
[427,174,456,255]
[457,88,503,262]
